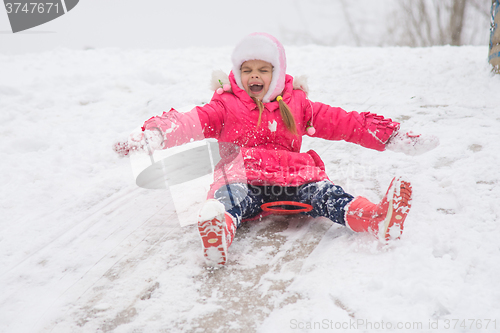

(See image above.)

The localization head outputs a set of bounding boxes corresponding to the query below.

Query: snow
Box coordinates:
[1,45,500,333]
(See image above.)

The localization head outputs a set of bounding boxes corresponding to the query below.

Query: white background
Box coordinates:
[2,0,490,54]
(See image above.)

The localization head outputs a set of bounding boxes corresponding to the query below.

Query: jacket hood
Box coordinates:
[231,33,287,103]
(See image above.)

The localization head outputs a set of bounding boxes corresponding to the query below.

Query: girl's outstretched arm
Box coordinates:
[113,98,226,157]
[305,100,399,151]
[142,99,226,149]
[305,100,439,155]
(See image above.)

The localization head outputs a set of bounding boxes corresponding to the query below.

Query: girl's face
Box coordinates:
[240,60,273,101]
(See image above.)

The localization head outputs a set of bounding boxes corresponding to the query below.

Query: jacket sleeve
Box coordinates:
[305,100,400,151]
[142,94,225,149]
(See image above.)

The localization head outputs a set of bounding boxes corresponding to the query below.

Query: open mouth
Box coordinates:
[249,83,264,93]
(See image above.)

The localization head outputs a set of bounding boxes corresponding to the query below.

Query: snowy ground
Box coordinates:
[0,45,499,333]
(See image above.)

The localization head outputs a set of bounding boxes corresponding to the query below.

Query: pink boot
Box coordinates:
[198,200,237,266]
[344,177,412,242]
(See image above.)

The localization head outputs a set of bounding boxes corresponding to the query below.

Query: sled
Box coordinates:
[261,201,313,214]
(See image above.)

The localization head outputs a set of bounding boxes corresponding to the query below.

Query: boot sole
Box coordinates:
[380,177,413,241]
[198,215,227,266]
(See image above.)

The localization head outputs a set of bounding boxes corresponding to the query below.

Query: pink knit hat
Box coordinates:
[231,32,287,103]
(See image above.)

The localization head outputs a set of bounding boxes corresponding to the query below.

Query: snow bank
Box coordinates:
[0,45,499,333]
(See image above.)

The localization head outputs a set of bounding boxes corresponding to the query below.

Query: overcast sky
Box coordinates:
[0,0,490,55]
[0,0,396,54]
[0,0,298,54]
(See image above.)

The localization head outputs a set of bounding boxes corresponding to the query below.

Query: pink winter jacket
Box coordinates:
[143,72,400,198]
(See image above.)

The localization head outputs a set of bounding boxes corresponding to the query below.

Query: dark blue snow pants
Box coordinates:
[214,181,354,228]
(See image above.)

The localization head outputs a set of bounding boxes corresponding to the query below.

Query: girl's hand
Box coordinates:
[113,129,164,157]
[386,130,439,156]
[113,140,131,157]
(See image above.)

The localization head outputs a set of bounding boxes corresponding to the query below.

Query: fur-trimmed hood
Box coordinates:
[231,33,286,103]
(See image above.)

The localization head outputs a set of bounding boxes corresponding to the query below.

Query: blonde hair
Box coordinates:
[252,97,297,135]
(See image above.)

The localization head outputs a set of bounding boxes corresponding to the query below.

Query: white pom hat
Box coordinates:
[231,32,287,103]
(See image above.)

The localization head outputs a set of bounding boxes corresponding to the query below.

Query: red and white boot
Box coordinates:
[344,177,412,242]
[198,199,237,267]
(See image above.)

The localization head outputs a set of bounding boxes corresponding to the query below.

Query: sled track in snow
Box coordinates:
[184,217,334,333]
[45,211,343,333]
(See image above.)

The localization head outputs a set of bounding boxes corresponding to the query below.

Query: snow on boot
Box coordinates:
[344,177,412,242]
[198,199,237,267]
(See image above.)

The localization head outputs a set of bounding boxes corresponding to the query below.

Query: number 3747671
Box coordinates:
[5,2,60,14]
[443,319,497,330]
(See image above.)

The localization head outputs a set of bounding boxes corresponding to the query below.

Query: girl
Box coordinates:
[115,33,438,267]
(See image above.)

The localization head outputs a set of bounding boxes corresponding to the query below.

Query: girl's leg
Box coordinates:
[296,180,354,225]
[198,199,235,266]
[344,177,412,242]
[198,183,264,267]
[296,178,413,242]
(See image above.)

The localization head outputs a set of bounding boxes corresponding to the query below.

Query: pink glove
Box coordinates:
[386,130,439,156]
[113,129,164,157]
[113,140,131,157]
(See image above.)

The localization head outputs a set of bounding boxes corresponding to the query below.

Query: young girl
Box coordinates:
[115,33,438,267]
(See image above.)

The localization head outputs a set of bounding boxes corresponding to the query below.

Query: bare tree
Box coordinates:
[387,0,490,47]
[280,0,490,47]
[450,0,467,45]
[339,0,362,46]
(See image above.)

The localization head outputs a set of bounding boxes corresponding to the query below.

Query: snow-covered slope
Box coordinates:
[0,45,499,333]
